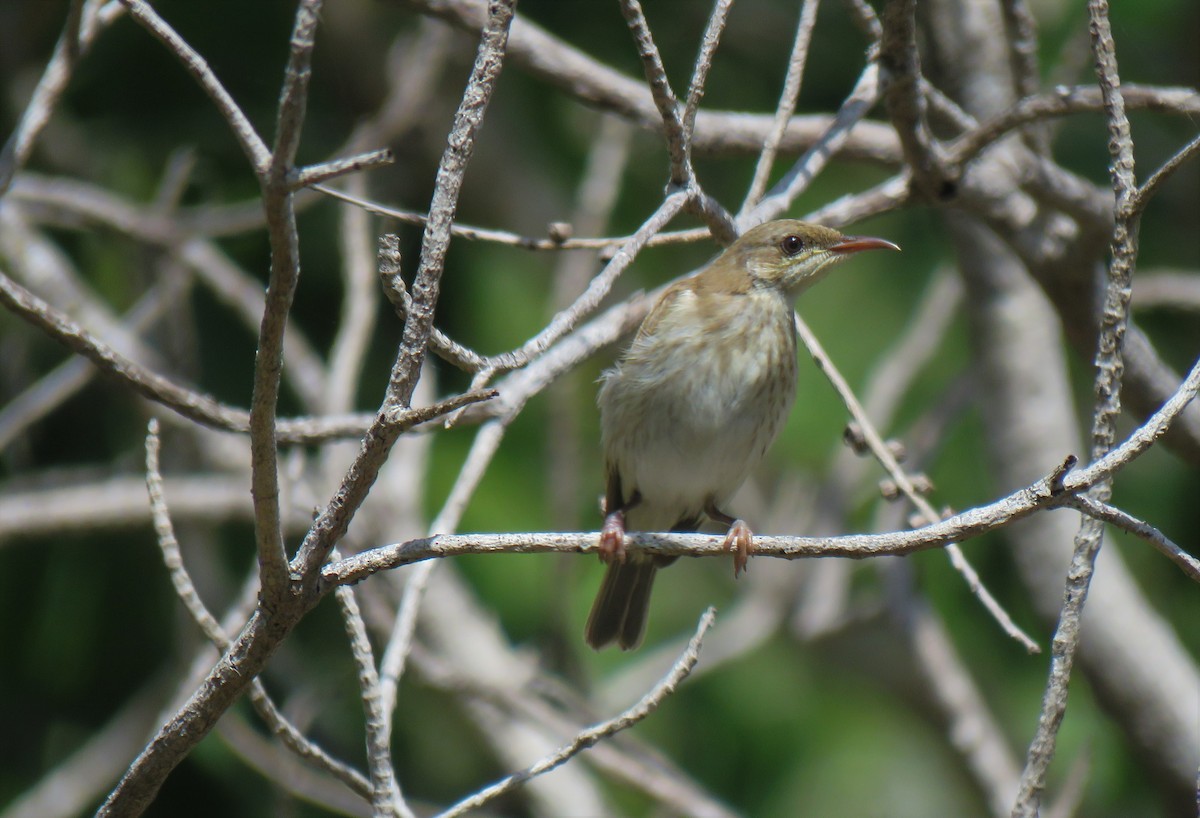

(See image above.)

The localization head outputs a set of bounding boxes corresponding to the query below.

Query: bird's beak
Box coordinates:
[830,236,901,254]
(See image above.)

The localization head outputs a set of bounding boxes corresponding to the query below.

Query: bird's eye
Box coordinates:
[781,235,804,256]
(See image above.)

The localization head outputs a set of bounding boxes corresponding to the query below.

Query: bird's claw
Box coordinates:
[723,519,754,577]
[599,511,627,564]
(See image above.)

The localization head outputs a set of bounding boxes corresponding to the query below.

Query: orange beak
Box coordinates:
[830,236,901,254]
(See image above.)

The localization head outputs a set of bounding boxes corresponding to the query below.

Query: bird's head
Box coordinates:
[723,219,900,298]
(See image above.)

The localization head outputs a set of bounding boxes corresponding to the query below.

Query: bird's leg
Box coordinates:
[599,477,641,563]
[599,508,627,562]
[705,500,754,577]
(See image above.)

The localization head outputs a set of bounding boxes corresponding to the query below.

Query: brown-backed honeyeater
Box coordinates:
[586,219,899,650]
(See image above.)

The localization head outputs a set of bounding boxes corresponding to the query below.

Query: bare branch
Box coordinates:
[326,175,380,415]
[143,420,374,803]
[434,608,716,818]
[0,267,492,442]
[144,419,227,645]
[117,0,271,172]
[1133,270,1200,312]
[682,0,735,144]
[886,563,1022,818]
[743,61,884,227]
[407,0,902,162]
[1013,2,1143,811]
[0,675,164,818]
[386,0,515,408]
[316,183,710,251]
[291,0,516,588]
[463,192,687,381]
[839,0,882,40]
[0,1,125,195]
[999,0,1048,152]
[879,0,949,200]
[796,314,1040,652]
[1131,131,1200,217]
[249,0,331,599]
[0,269,186,452]
[741,0,822,212]
[270,0,323,173]
[290,148,396,190]
[333,577,410,818]
[0,266,249,432]
[96,10,519,811]
[946,84,1200,167]
[617,0,692,186]
[377,418,510,751]
[804,172,911,226]
[1066,495,1200,583]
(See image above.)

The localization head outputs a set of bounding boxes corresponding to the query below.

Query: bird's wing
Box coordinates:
[634,278,694,342]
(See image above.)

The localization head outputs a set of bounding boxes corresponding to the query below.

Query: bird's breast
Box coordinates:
[612,289,797,423]
[599,289,799,527]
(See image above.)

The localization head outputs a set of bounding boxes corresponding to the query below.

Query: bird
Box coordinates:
[584,219,900,650]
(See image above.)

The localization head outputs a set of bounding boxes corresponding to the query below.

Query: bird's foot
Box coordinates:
[723,519,754,577]
[599,510,627,564]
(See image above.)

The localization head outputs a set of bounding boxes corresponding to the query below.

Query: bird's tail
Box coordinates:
[584,557,659,650]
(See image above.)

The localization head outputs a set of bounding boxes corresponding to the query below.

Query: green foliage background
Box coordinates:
[0,1,1197,816]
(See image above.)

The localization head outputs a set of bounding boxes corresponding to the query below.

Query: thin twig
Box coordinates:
[546,115,634,528]
[884,560,1021,818]
[305,486,1084,583]
[376,232,490,373]
[375,413,528,807]
[0,474,297,542]
[412,645,737,818]
[1012,3,1142,812]
[1132,271,1200,313]
[434,608,717,818]
[144,419,227,645]
[1130,131,1200,217]
[741,0,822,212]
[327,174,381,415]
[795,314,1040,652]
[804,172,911,226]
[1000,0,1049,153]
[946,84,1200,168]
[317,184,711,252]
[250,0,328,599]
[454,289,652,427]
[143,420,374,802]
[461,192,687,382]
[117,0,271,172]
[0,266,247,431]
[333,574,410,818]
[291,0,516,584]
[290,148,395,190]
[0,1,124,195]
[13,193,327,403]
[377,419,509,724]
[743,61,883,228]
[839,0,881,40]
[0,267,493,441]
[0,270,187,451]
[879,0,949,200]
[410,0,901,162]
[618,0,690,185]
[682,0,735,143]
[1065,495,1200,583]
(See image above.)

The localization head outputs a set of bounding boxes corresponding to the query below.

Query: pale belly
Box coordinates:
[599,293,798,532]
